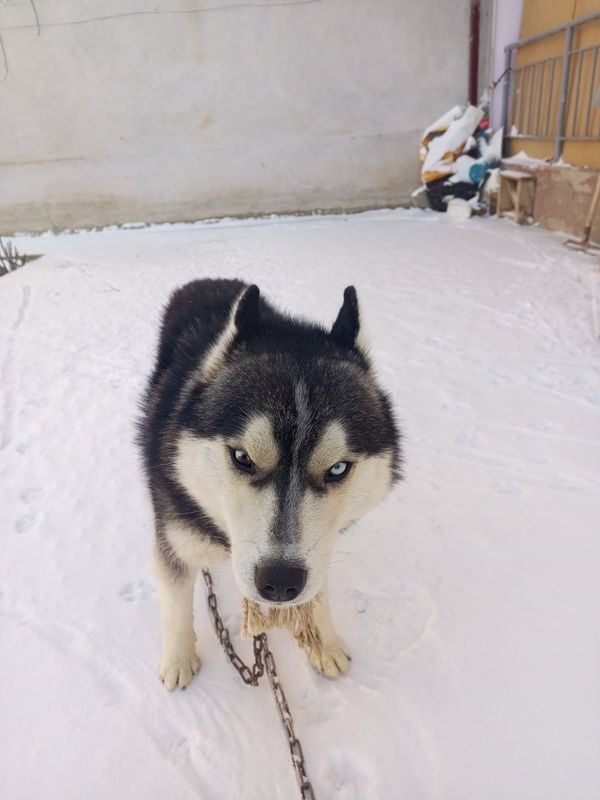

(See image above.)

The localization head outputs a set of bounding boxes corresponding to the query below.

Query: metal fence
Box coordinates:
[502,10,600,161]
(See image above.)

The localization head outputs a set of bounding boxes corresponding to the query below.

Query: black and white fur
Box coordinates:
[139,279,400,689]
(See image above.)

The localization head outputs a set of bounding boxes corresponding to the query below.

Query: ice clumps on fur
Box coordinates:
[241,594,323,653]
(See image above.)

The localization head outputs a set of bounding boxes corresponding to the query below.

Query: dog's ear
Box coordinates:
[234,284,261,339]
[330,286,372,367]
[330,286,360,348]
[202,284,261,380]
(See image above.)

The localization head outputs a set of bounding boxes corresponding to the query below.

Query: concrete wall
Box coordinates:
[477,0,496,103]
[0,0,470,233]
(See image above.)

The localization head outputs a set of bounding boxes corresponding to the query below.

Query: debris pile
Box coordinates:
[417,104,502,216]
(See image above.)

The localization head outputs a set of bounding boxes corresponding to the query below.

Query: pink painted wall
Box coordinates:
[490,0,524,130]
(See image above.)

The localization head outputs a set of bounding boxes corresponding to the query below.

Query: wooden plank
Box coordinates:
[500,169,537,180]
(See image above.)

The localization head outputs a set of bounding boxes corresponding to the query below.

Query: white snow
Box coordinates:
[503,151,571,170]
[1,209,600,800]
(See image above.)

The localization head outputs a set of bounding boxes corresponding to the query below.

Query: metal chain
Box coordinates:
[202,568,264,685]
[262,643,315,800]
[202,569,316,800]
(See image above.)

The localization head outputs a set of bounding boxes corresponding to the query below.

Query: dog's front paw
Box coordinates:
[159,646,201,690]
[306,636,351,679]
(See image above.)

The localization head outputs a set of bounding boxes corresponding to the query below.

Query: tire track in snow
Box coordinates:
[0,286,30,450]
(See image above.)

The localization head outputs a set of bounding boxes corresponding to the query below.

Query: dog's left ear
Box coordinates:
[330,286,360,348]
[330,286,371,366]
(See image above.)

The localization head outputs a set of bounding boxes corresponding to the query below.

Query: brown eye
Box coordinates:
[230,448,254,472]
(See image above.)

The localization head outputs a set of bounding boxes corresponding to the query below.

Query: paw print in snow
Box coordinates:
[119,580,155,602]
[20,486,45,503]
[14,486,46,533]
[15,512,39,533]
[320,749,376,800]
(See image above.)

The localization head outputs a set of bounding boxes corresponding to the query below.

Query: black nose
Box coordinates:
[254,561,307,602]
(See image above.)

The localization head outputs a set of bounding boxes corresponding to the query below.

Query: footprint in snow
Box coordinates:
[320,749,376,800]
[454,428,486,448]
[15,512,40,533]
[20,486,45,504]
[119,580,155,602]
[346,582,435,664]
[296,682,343,724]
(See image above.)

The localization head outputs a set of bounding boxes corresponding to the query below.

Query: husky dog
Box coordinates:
[139,279,400,690]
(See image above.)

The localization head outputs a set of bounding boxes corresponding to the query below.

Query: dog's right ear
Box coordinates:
[234,284,261,339]
[202,285,261,380]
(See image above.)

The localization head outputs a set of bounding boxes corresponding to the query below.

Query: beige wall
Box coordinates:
[507,0,600,167]
[0,0,470,234]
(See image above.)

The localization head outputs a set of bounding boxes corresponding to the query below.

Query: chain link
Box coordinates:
[203,569,264,685]
[202,569,316,800]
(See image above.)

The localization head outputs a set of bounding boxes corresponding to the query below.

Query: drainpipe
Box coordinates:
[469,0,481,105]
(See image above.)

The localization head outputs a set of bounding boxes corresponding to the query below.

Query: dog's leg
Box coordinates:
[153,546,201,690]
[305,589,351,679]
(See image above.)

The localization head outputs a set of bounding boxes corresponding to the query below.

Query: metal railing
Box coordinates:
[502,10,600,161]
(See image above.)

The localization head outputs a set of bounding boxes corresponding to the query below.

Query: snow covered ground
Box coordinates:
[1,209,599,800]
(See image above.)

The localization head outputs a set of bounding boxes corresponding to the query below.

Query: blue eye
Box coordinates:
[325,461,351,482]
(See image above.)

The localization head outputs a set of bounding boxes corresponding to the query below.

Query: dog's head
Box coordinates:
[175,285,400,605]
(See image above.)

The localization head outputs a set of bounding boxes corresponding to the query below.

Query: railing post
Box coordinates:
[555,24,574,161]
[501,46,512,135]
